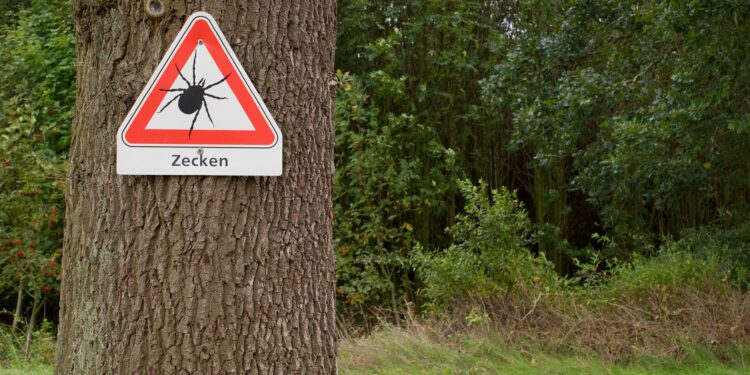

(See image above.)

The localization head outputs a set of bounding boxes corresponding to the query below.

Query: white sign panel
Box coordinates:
[117,12,282,176]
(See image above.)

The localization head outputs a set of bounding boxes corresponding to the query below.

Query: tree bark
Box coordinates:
[56,1,337,374]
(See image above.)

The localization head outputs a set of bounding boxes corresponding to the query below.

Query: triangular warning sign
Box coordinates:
[117,12,282,176]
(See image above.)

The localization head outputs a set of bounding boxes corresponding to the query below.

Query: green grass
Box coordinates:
[1,325,748,374]
[0,367,52,375]
[0,325,54,375]
[339,327,750,375]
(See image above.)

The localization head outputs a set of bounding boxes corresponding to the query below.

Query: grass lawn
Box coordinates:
[0,367,51,375]
[2,327,748,374]
[338,327,750,375]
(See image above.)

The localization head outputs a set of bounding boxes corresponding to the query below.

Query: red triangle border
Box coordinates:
[121,16,278,148]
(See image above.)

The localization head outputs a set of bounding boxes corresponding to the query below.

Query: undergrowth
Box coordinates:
[339,325,750,374]
[0,324,55,374]
[414,250,750,361]
[412,180,750,360]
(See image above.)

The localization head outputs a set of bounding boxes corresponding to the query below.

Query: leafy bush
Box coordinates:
[481,0,750,265]
[0,322,55,373]
[676,213,750,289]
[589,250,730,307]
[0,0,73,326]
[333,70,458,318]
[415,180,558,308]
[334,0,515,318]
[333,0,750,319]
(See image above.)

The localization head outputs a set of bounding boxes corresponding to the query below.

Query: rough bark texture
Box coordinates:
[56,1,337,374]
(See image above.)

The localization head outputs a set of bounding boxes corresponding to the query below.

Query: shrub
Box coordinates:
[413,233,748,359]
[333,71,458,319]
[0,322,55,371]
[588,249,731,307]
[0,0,72,330]
[676,213,750,289]
[415,179,558,309]
[494,250,749,359]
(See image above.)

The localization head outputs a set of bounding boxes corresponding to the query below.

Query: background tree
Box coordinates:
[333,0,519,323]
[482,0,750,265]
[333,0,750,319]
[55,1,337,373]
[0,0,71,345]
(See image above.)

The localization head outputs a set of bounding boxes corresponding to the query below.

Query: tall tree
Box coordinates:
[56,1,337,373]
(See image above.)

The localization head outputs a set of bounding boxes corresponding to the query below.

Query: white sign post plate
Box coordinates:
[117,12,282,176]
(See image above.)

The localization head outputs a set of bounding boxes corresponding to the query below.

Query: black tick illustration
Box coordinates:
[159,50,231,137]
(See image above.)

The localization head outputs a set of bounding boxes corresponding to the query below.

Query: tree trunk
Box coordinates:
[56,1,337,374]
[25,292,44,359]
[12,278,24,332]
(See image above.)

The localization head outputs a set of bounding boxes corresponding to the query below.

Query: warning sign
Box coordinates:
[117,12,282,176]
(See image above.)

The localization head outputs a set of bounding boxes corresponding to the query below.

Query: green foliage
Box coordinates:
[586,250,730,307]
[0,323,55,374]
[483,0,750,257]
[0,0,73,321]
[334,0,517,319]
[676,212,750,289]
[464,306,491,327]
[0,1,31,18]
[337,0,516,193]
[335,0,750,314]
[333,70,458,314]
[415,180,557,308]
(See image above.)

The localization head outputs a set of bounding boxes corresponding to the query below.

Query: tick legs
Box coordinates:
[202,99,216,127]
[204,73,232,90]
[159,93,182,113]
[192,51,197,85]
[204,93,226,100]
[175,64,191,86]
[188,105,202,138]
